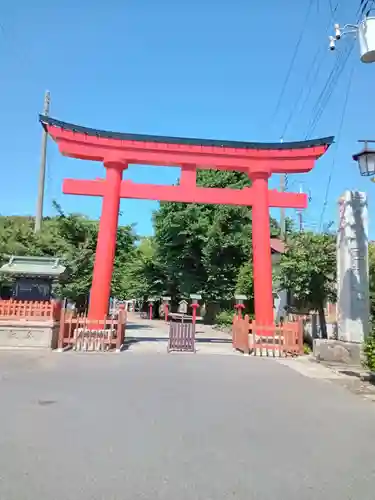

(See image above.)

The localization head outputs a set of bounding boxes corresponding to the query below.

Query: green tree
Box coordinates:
[0,207,136,306]
[368,242,375,320]
[278,231,336,338]
[235,261,253,297]
[153,169,280,301]
[112,236,165,299]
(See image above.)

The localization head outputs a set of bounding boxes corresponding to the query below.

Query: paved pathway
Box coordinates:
[1,322,375,499]
[124,313,236,355]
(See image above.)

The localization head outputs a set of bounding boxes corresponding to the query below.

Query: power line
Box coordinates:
[271,0,316,129]
[305,40,354,138]
[307,45,353,136]
[318,61,355,231]
[357,0,375,20]
[305,46,348,135]
[280,1,341,139]
[280,45,321,139]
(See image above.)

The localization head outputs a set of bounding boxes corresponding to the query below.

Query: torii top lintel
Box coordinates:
[40,115,333,175]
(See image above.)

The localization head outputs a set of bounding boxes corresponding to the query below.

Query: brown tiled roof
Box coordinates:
[270,238,285,254]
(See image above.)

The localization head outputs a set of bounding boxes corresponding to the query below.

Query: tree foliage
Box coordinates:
[0,209,135,306]
[153,169,280,301]
[112,237,165,300]
[368,242,375,320]
[0,170,284,311]
[278,231,336,337]
[4,171,348,327]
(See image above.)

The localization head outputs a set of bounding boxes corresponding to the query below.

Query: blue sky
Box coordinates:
[1,0,374,236]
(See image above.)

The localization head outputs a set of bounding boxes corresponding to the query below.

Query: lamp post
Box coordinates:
[234,295,247,319]
[162,296,171,322]
[353,140,375,177]
[147,297,155,320]
[189,294,202,325]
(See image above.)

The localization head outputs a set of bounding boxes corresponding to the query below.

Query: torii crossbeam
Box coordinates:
[40,115,333,326]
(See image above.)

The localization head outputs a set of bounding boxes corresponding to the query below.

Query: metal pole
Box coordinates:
[298,211,303,231]
[34,91,51,233]
[280,174,286,239]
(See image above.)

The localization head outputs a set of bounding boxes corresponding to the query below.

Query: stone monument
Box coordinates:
[314,190,370,364]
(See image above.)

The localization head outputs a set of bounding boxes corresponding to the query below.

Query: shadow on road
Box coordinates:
[125,323,153,330]
[122,336,232,351]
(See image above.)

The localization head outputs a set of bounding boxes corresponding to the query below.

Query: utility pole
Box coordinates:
[280,174,286,240]
[297,184,304,232]
[329,17,375,64]
[34,91,51,233]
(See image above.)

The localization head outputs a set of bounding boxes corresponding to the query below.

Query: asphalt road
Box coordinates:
[0,351,374,499]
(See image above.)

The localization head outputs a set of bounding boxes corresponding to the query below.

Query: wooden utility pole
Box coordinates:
[34,91,50,233]
[297,184,304,231]
[280,174,286,239]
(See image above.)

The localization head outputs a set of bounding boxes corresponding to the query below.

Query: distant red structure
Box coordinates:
[40,116,332,327]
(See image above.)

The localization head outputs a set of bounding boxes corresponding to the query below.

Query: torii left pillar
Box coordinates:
[251,170,274,326]
[88,161,126,319]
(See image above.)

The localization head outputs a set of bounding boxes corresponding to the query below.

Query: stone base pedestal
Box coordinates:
[0,320,59,349]
[313,339,363,366]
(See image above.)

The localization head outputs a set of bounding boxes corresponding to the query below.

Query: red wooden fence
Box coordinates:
[0,299,61,321]
[232,314,303,357]
[58,306,127,352]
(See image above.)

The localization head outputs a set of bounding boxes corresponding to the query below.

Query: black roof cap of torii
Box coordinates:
[40,115,334,151]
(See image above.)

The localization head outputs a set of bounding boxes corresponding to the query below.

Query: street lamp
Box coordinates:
[352,140,375,177]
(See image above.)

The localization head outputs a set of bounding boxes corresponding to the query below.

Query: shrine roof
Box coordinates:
[40,115,334,151]
[270,238,285,254]
[0,256,66,278]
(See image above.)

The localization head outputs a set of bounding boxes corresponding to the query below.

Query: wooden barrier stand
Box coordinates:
[168,313,195,353]
[232,314,303,357]
[58,305,127,352]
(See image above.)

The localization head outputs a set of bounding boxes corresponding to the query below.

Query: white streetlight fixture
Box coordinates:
[329,16,375,64]
[353,140,375,177]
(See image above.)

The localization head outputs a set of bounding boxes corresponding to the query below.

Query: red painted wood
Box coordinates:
[63,179,308,209]
[56,139,320,173]
[232,315,303,356]
[48,124,329,173]
[191,304,199,325]
[42,119,332,323]
[251,173,274,326]
[0,299,56,320]
[88,162,124,320]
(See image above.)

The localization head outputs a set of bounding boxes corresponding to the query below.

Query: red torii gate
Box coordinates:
[40,116,333,325]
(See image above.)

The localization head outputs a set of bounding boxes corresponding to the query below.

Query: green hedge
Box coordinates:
[215,310,235,326]
[364,328,375,371]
